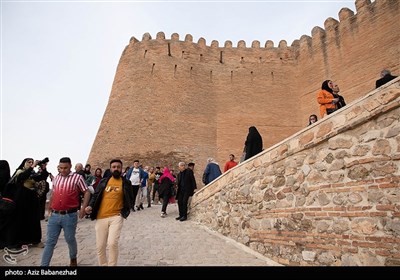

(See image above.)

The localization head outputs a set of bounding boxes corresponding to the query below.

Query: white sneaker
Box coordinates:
[161,212,167,218]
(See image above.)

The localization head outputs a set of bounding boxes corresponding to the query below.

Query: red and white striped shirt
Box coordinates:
[50,172,88,211]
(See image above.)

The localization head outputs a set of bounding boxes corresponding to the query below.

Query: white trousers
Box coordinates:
[95,215,124,266]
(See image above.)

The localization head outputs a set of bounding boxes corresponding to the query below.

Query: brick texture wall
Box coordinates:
[87,0,399,185]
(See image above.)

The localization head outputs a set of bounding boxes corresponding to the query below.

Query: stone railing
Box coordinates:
[190,77,400,266]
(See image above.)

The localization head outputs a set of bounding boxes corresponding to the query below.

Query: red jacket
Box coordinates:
[224,161,238,172]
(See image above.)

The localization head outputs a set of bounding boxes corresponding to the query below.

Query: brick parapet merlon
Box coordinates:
[124,0,395,61]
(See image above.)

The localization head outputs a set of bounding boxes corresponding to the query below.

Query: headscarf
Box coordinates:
[308,114,318,126]
[159,167,175,184]
[84,164,92,175]
[321,80,333,93]
[244,126,263,160]
[0,160,10,178]
[246,126,262,143]
[0,160,11,193]
[12,158,33,177]
[103,169,112,178]
[93,168,103,189]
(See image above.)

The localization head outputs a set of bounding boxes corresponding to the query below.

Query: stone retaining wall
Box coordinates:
[191,78,400,266]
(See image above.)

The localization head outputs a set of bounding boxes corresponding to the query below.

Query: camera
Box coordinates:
[38,157,49,166]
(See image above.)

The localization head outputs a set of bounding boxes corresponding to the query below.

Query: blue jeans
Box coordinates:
[40,212,78,266]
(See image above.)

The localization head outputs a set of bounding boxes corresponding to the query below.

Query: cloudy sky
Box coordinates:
[1,0,356,175]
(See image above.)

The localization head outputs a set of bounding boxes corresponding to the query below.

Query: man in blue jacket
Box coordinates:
[202,158,222,185]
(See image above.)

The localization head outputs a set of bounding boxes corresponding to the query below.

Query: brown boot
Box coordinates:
[70,258,77,267]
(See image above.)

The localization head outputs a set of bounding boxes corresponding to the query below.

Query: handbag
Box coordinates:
[326,108,336,115]
[239,146,246,163]
[240,152,246,163]
[35,180,48,198]
[171,186,176,197]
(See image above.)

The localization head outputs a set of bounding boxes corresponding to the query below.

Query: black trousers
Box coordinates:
[152,184,159,201]
[161,192,169,213]
[38,194,47,220]
[132,185,140,208]
[177,191,190,218]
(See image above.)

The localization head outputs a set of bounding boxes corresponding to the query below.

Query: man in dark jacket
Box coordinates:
[85,159,134,266]
[175,162,196,222]
[376,69,397,88]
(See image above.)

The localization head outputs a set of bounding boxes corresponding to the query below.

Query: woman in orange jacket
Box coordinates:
[317,80,339,117]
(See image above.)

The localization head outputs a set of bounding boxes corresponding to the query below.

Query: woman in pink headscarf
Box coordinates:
[158,167,175,217]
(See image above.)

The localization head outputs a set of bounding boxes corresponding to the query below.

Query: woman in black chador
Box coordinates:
[0,158,47,249]
[244,126,263,161]
[0,160,11,194]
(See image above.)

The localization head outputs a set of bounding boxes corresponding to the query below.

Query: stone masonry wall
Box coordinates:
[190,78,400,266]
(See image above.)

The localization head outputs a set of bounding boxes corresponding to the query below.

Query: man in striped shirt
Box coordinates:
[40,157,90,267]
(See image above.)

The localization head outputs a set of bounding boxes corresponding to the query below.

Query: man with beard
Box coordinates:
[84,159,134,266]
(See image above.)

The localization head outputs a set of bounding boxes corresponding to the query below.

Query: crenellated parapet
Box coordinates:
[124,0,397,65]
[128,31,300,53]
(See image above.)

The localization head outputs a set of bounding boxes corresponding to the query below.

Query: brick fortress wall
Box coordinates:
[87,0,399,182]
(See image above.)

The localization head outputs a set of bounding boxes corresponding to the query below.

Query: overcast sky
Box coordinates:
[1,0,356,175]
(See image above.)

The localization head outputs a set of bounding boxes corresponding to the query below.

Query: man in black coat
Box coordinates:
[376,69,397,88]
[175,162,196,222]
